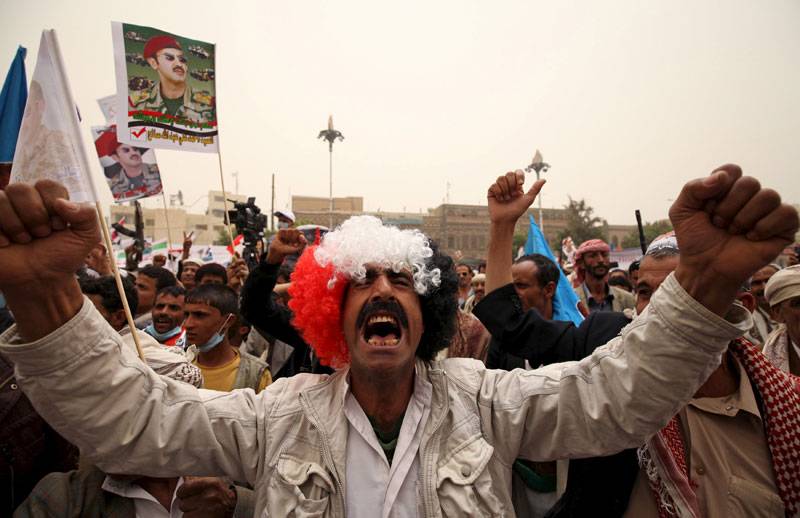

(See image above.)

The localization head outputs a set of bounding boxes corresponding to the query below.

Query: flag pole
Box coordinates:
[161,190,175,258]
[47,29,144,360]
[213,43,236,249]
[97,202,145,360]
[217,151,235,247]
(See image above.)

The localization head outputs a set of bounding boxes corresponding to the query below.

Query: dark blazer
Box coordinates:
[240,260,332,379]
[474,284,639,518]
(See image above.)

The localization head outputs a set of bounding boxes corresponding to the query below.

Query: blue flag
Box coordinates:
[524,215,584,326]
[0,46,28,163]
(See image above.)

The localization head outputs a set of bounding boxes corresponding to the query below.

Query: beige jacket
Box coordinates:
[0,273,750,517]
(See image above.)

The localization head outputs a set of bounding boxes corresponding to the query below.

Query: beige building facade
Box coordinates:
[108,190,248,246]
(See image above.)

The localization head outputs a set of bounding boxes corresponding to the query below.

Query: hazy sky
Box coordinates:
[3,0,799,226]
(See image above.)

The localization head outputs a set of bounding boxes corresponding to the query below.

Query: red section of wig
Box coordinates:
[288,245,350,368]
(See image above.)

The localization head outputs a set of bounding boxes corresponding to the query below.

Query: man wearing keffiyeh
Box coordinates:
[572,238,636,314]
[624,238,800,517]
[762,265,800,376]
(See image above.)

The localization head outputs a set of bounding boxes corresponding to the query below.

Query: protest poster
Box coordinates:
[111,22,218,153]
[92,124,163,202]
[11,30,98,203]
[97,94,118,125]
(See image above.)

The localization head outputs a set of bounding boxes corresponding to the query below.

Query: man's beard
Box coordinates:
[588,264,609,279]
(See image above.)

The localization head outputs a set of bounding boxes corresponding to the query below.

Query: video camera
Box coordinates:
[227,197,268,269]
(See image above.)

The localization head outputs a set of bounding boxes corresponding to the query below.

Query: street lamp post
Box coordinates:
[318,115,344,229]
[525,149,551,232]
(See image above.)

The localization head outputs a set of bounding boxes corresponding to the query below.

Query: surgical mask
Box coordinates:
[277,221,290,230]
[196,314,233,353]
[144,323,182,342]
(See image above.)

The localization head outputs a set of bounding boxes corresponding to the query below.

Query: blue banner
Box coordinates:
[0,46,28,163]
[524,215,584,326]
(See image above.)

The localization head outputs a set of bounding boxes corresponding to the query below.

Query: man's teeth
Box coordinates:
[368,336,399,346]
[368,315,397,325]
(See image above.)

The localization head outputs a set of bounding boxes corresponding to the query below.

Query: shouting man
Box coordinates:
[0,164,795,517]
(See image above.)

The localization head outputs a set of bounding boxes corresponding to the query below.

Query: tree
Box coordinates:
[621,219,673,250]
[554,197,608,248]
[213,226,234,246]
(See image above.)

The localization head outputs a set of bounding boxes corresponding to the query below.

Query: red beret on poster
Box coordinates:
[94,126,121,158]
[143,35,182,59]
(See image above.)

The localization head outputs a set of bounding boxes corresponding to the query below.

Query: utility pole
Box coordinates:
[525,149,551,232]
[318,115,344,229]
[271,173,276,232]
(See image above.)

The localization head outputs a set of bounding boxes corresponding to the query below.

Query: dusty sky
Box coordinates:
[3,0,799,226]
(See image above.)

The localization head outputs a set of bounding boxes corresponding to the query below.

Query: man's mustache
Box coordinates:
[355,299,409,331]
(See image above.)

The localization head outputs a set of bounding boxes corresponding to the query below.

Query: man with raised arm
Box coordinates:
[0,164,796,517]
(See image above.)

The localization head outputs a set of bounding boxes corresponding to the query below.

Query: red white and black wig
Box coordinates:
[288,216,458,368]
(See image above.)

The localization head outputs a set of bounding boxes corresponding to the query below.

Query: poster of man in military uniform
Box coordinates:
[111,22,218,153]
[92,125,163,202]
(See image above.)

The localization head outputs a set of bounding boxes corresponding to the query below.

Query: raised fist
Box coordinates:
[0,180,100,290]
[671,164,798,315]
[487,170,546,225]
[266,229,307,265]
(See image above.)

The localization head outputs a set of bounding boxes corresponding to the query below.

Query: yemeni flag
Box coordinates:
[226,234,243,256]
[110,216,126,244]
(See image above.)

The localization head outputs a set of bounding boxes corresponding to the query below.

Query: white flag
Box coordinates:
[10,30,98,203]
[97,94,118,125]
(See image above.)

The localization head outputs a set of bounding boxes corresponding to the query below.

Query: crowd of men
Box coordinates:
[0,165,799,517]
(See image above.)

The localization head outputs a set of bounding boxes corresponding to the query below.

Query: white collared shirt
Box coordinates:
[343,369,432,518]
[102,476,185,518]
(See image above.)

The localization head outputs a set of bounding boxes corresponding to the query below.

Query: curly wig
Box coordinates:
[288,216,458,368]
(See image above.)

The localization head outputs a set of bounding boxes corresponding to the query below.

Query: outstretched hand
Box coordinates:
[671,164,799,315]
[487,170,546,225]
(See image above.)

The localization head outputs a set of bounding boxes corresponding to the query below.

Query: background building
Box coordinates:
[292,195,364,228]
[111,189,640,257]
[422,205,573,262]
[109,190,248,246]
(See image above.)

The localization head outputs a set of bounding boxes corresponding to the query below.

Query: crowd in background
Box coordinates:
[1,168,799,517]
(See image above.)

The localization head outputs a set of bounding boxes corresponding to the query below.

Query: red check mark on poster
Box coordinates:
[132,128,147,138]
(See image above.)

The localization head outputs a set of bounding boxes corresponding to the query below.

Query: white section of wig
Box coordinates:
[314,215,441,295]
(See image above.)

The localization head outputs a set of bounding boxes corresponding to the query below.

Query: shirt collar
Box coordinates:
[582,282,613,303]
[102,475,184,503]
[689,355,761,419]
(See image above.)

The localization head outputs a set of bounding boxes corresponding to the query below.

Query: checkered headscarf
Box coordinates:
[640,338,800,517]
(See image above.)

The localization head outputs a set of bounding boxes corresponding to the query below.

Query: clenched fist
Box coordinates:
[670,164,798,315]
[0,180,101,340]
[266,228,307,265]
[0,180,100,288]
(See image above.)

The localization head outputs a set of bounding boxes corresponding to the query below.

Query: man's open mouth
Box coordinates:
[362,313,403,347]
